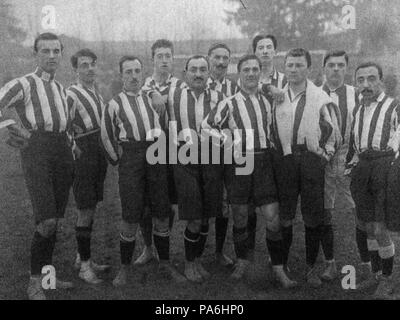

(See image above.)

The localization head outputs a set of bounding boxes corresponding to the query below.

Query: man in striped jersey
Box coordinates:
[207,43,239,267]
[203,54,296,288]
[101,56,185,287]
[346,62,400,299]
[135,39,186,266]
[274,48,342,288]
[67,49,110,284]
[320,50,356,282]
[168,55,225,282]
[0,33,75,300]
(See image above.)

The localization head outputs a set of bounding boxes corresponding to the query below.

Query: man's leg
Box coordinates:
[231,204,250,280]
[320,209,337,281]
[184,220,203,282]
[215,187,233,266]
[262,202,297,288]
[134,211,156,265]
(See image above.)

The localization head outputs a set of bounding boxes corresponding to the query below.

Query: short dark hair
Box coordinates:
[34,32,63,52]
[185,55,209,70]
[252,34,277,53]
[151,39,174,58]
[237,54,262,73]
[119,55,143,73]
[208,43,231,57]
[285,48,312,68]
[70,49,97,69]
[355,62,383,80]
[323,50,349,67]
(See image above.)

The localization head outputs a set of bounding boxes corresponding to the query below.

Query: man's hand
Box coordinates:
[150,91,166,115]
[6,124,31,149]
[73,144,82,160]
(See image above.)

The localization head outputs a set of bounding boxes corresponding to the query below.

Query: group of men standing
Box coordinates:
[1,31,400,300]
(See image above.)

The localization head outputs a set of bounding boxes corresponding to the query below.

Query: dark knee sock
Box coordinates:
[320,224,334,261]
[265,229,284,266]
[281,225,293,266]
[31,231,53,276]
[184,228,200,262]
[75,226,92,262]
[140,215,153,247]
[247,213,257,252]
[367,239,382,274]
[233,226,249,260]
[120,234,136,266]
[305,226,320,268]
[356,228,370,264]
[169,208,175,230]
[196,224,209,258]
[379,244,395,277]
[153,230,170,261]
[215,217,229,254]
[46,232,57,266]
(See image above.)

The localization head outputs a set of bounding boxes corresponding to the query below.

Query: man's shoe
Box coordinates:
[195,260,211,279]
[27,277,46,300]
[306,267,322,288]
[55,278,74,290]
[184,262,203,283]
[216,253,234,267]
[133,246,157,265]
[230,259,249,280]
[112,266,129,287]
[79,263,103,285]
[74,254,110,272]
[158,261,187,283]
[273,266,298,289]
[320,261,338,281]
[374,276,395,300]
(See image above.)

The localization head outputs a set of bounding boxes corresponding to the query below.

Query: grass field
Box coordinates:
[1,129,400,300]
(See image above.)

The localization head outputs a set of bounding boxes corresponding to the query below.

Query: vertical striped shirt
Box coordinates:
[0,68,69,132]
[101,90,162,164]
[67,83,105,137]
[142,74,186,99]
[206,76,239,97]
[347,92,400,162]
[203,90,273,151]
[167,86,224,144]
[322,83,357,145]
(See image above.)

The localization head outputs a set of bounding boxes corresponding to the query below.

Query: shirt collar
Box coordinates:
[150,73,173,86]
[238,88,261,101]
[360,91,386,105]
[123,89,143,97]
[288,83,307,102]
[322,82,345,95]
[35,68,55,81]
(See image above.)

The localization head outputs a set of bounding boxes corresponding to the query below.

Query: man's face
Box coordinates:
[285,56,309,85]
[209,47,230,79]
[35,39,62,73]
[239,59,261,92]
[324,56,347,88]
[121,59,143,93]
[254,38,276,65]
[355,66,382,99]
[185,58,209,91]
[76,56,97,85]
[153,47,173,75]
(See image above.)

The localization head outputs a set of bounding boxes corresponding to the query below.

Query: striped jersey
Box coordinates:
[203,90,273,150]
[322,83,357,145]
[347,92,400,161]
[167,86,225,144]
[101,90,163,164]
[0,68,69,133]
[206,76,239,97]
[142,74,186,99]
[67,83,105,137]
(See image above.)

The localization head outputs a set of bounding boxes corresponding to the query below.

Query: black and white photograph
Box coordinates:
[1,0,400,304]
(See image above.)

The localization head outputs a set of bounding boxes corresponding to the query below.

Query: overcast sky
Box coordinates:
[13,0,243,42]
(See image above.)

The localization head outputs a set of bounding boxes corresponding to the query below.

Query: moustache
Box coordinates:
[217,65,227,69]
[362,88,373,94]
[194,77,204,81]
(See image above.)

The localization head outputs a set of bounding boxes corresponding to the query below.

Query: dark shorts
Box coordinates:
[351,151,394,224]
[21,131,74,225]
[275,147,328,227]
[119,142,170,224]
[73,132,108,210]
[387,156,400,231]
[226,149,278,207]
[174,163,223,221]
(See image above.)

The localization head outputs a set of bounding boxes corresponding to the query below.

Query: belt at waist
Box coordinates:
[359,149,394,160]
